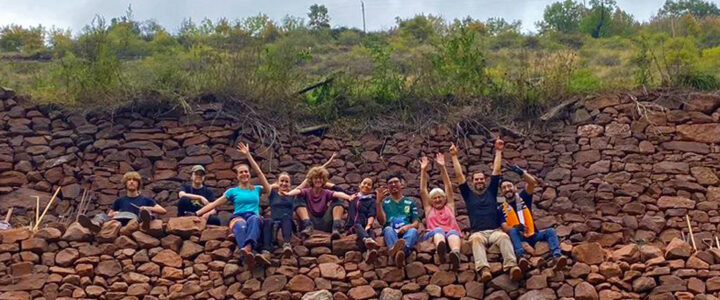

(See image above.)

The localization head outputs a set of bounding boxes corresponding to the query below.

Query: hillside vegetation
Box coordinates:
[1,0,720,128]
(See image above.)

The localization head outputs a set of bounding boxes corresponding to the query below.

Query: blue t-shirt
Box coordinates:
[112,195,157,216]
[225,186,263,216]
[459,175,503,232]
[269,189,295,220]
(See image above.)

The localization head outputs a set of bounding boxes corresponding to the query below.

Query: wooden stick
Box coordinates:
[686,214,697,252]
[715,235,719,249]
[33,187,61,231]
[75,189,87,222]
[35,196,40,225]
[4,207,12,223]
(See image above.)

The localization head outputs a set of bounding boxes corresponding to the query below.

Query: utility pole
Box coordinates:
[361,1,366,33]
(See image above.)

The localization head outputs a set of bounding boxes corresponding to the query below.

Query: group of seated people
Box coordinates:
[77,139,567,282]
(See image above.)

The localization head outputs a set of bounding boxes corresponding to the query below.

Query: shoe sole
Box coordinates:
[437,240,447,263]
[519,259,530,272]
[395,251,406,269]
[480,270,492,283]
[283,247,293,258]
[78,215,100,233]
[366,249,378,264]
[139,210,151,231]
[364,239,380,250]
[510,267,522,281]
[555,256,568,270]
[449,252,460,271]
[388,239,406,257]
[243,250,256,269]
[256,255,271,266]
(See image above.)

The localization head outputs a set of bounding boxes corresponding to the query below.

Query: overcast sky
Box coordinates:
[0,0,667,34]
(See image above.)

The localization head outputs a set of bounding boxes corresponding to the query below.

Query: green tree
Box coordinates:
[396,15,443,43]
[580,0,617,38]
[486,17,521,36]
[0,24,46,53]
[308,4,330,30]
[658,0,720,18]
[539,0,586,33]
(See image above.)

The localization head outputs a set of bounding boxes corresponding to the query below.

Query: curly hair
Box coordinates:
[121,172,142,187]
[306,166,329,184]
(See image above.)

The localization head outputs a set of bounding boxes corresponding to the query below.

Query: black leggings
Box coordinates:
[262,216,294,250]
[177,198,221,226]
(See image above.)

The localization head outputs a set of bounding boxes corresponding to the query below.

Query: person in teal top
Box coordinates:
[376,173,419,269]
[197,143,271,268]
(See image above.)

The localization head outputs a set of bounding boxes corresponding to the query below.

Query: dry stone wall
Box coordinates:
[1,90,720,300]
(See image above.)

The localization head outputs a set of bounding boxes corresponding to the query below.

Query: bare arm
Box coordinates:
[436,153,455,211]
[365,216,375,231]
[523,171,538,194]
[178,191,209,204]
[332,191,355,201]
[238,143,272,195]
[196,196,228,216]
[449,143,466,185]
[419,156,431,213]
[492,139,504,176]
[147,204,167,215]
[296,153,337,188]
[375,188,388,225]
[281,188,302,197]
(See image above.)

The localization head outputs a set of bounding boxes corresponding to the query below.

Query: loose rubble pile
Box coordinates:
[1,89,720,299]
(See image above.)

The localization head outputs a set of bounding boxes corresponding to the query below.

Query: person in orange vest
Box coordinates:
[500,166,567,271]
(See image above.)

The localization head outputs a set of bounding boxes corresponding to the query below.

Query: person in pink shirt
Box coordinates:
[419,153,462,271]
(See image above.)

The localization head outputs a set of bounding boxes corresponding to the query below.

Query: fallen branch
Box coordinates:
[686,214,697,252]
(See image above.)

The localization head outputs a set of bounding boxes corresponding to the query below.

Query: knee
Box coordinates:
[383,227,394,235]
[407,228,418,235]
[496,231,511,241]
[545,228,557,235]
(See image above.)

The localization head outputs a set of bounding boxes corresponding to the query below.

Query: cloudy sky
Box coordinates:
[0,0,665,34]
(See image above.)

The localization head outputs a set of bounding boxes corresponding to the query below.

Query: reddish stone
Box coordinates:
[665,238,692,259]
[319,262,346,280]
[677,123,720,143]
[287,275,314,292]
[348,285,376,300]
[151,249,182,268]
[572,243,604,265]
[574,281,599,300]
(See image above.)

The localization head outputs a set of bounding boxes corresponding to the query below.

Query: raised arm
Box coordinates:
[332,191,356,201]
[509,165,538,194]
[296,152,337,189]
[148,204,167,215]
[237,143,271,194]
[449,143,466,185]
[375,187,388,225]
[280,188,302,197]
[435,153,455,211]
[197,195,228,216]
[419,156,431,213]
[492,138,503,176]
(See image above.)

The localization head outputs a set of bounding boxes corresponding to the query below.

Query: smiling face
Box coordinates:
[359,178,373,194]
[191,171,205,186]
[430,191,447,209]
[472,173,487,193]
[501,181,516,200]
[278,174,291,192]
[236,164,251,183]
[387,177,404,194]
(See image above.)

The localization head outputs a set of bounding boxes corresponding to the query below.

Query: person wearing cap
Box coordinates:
[177,165,221,226]
[376,172,420,269]
[79,171,167,232]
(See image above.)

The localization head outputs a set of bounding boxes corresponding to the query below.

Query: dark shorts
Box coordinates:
[294,199,345,232]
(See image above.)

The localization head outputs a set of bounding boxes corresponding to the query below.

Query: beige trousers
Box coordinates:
[469,229,517,271]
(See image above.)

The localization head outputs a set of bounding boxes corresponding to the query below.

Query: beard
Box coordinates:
[504,192,515,199]
[473,183,486,193]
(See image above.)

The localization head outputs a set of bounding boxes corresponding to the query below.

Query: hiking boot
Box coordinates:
[331,228,341,240]
[449,250,461,271]
[437,240,448,263]
[510,266,522,281]
[518,257,531,272]
[554,255,568,271]
[366,249,378,264]
[300,224,314,238]
[363,238,380,250]
[282,243,293,258]
[241,246,256,269]
[78,215,100,233]
[478,267,492,283]
[388,239,406,257]
[256,250,272,266]
[395,251,406,269]
[139,209,151,232]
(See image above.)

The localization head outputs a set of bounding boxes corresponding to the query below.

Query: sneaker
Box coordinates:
[395,251,406,269]
[518,257,530,272]
[510,266,522,281]
[300,224,314,238]
[437,240,447,263]
[366,249,378,264]
[388,239,406,257]
[241,246,256,269]
[363,238,380,250]
[139,209,151,232]
[78,215,100,233]
[331,228,341,240]
[478,267,492,283]
[554,255,568,271]
[449,251,460,271]
[282,243,293,258]
[256,250,272,266]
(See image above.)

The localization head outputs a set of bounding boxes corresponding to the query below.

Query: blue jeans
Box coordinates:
[231,212,263,250]
[424,228,461,240]
[509,227,561,258]
[383,227,418,254]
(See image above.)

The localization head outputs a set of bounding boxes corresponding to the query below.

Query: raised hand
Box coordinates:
[376,187,388,201]
[494,138,504,152]
[323,152,337,168]
[236,143,250,157]
[434,153,445,166]
[449,143,459,157]
[508,165,524,176]
[419,156,430,171]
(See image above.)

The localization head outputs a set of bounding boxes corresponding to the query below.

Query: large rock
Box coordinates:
[653,162,689,174]
[665,238,692,259]
[151,249,182,268]
[572,242,604,265]
[348,285,376,300]
[319,263,346,280]
[0,228,32,243]
[657,196,694,209]
[691,166,719,185]
[96,260,122,277]
[677,124,720,143]
[55,248,80,266]
[0,171,28,186]
[166,217,206,237]
[574,281,599,300]
[302,290,333,300]
[684,93,720,113]
[62,222,91,242]
[288,275,315,292]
